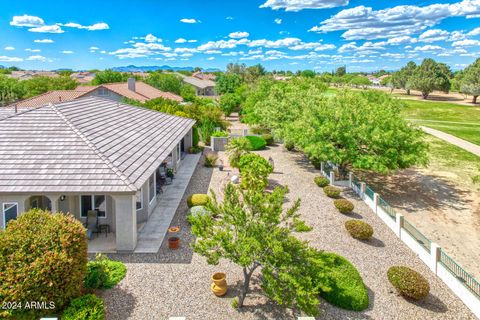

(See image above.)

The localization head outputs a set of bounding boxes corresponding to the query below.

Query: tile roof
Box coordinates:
[11,90,91,108]
[0,96,195,193]
[182,76,216,89]
[76,82,183,103]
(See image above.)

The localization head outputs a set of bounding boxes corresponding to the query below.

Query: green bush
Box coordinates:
[204,154,218,167]
[314,176,330,187]
[85,254,127,290]
[387,266,430,300]
[284,140,295,151]
[344,220,374,240]
[62,294,105,320]
[187,194,210,208]
[293,218,313,232]
[334,199,354,213]
[211,131,229,137]
[246,135,267,150]
[0,209,88,319]
[238,153,273,190]
[250,126,270,135]
[226,137,252,168]
[192,127,199,147]
[318,252,369,311]
[188,146,203,154]
[261,133,274,146]
[189,205,209,218]
[323,186,341,198]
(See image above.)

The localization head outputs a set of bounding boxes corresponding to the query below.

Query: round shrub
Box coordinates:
[189,205,209,218]
[345,220,374,240]
[323,185,341,198]
[0,209,88,319]
[238,153,273,190]
[85,254,127,290]
[334,199,354,214]
[62,294,105,320]
[387,266,430,300]
[245,135,267,150]
[284,140,295,151]
[317,252,369,311]
[261,133,274,146]
[187,194,209,208]
[314,176,330,187]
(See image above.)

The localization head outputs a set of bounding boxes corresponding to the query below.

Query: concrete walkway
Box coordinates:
[422,126,480,157]
[134,153,201,253]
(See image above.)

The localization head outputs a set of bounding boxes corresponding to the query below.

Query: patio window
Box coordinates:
[148,174,155,204]
[80,195,106,218]
[2,202,18,228]
[136,188,143,210]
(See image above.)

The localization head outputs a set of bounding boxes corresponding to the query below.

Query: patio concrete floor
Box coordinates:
[134,153,201,253]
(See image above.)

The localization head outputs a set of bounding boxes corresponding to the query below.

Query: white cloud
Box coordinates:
[419,29,449,42]
[175,38,187,43]
[452,39,480,46]
[61,50,74,54]
[468,27,480,36]
[0,56,23,62]
[4,46,15,51]
[198,39,249,50]
[109,41,172,59]
[226,16,234,20]
[26,55,48,62]
[174,47,199,53]
[25,48,41,52]
[205,50,222,54]
[180,18,199,24]
[28,25,64,33]
[188,39,197,43]
[260,0,349,11]
[310,0,480,40]
[387,36,417,45]
[413,45,444,51]
[274,18,282,24]
[10,15,44,27]
[249,37,302,48]
[288,42,335,50]
[229,31,250,39]
[90,46,99,50]
[100,50,106,54]
[338,41,386,53]
[144,34,160,42]
[34,39,54,43]
[207,57,215,60]
[62,22,109,31]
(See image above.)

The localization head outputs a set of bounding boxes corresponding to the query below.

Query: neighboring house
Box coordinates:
[9,70,59,80]
[0,96,195,252]
[192,72,216,81]
[10,90,90,108]
[81,78,183,103]
[181,75,216,96]
[70,72,96,84]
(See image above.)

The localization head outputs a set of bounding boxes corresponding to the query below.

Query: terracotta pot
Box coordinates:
[168,236,180,249]
[211,272,227,296]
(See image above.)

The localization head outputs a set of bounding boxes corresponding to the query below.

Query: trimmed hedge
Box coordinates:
[187,194,209,208]
[319,252,369,311]
[387,266,430,300]
[334,199,354,214]
[323,186,341,198]
[314,176,330,187]
[345,220,374,240]
[62,294,105,320]
[0,209,88,319]
[246,135,267,150]
[261,134,274,146]
[85,254,127,290]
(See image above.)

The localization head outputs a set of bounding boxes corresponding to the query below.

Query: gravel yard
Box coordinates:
[101,145,475,320]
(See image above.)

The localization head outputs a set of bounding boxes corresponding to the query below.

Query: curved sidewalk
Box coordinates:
[421,126,480,157]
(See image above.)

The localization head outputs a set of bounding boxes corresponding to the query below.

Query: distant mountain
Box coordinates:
[111,65,221,73]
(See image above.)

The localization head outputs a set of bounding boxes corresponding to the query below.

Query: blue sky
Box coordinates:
[1,0,480,71]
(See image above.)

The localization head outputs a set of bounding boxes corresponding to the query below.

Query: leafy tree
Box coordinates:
[244,64,266,82]
[226,137,251,167]
[146,72,183,94]
[180,84,196,101]
[22,76,77,98]
[92,70,130,85]
[219,92,241,116]
[335,66,346,77]
[216,73,243,94]
[300,70,316,78]
[238,153,273,190]
[390,61,416,95]
[226,62,247,75]
[189,183,330,315]
[0,75,25,106]
[410,58,450,99]
[349,76,371,88]
[460,58,480,103]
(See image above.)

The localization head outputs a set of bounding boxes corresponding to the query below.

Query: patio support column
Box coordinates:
[113,194,137,252]
[172,144,178,170]
[184,128,193,150]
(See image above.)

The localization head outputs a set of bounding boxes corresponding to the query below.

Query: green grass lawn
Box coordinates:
[401,99,480,145]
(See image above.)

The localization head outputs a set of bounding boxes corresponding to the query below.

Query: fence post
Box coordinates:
[348,172,353,188]
[320,162,324,174]
[430,243,441,274]
[395,213,404,237]
[243,128,249,136]
[329,171,335,185]
[373,193,379,215]
[360,182,366,199]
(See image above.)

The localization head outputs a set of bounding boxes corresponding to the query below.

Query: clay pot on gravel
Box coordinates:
[211,272,227,297]
[168,236,180,250]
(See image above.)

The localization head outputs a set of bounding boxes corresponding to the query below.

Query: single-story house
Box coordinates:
[8,70,59,80]
[181,75,216,96]
[70,72,96,84]
[0,96,195,252]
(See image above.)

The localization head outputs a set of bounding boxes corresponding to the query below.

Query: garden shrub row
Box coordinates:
[344,220,373,240]
[334,199,354,214]
[187,194,210,208]
[323,185,341,198]
[387,266,430,300]
[85,254,127,290]
[314,176,330,187]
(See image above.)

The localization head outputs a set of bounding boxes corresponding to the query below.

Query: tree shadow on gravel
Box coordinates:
[359,237,385,248]
[407,293,448,313]
[100,286,137,319]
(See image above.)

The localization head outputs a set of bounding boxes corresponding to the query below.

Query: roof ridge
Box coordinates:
[49,102,138,192]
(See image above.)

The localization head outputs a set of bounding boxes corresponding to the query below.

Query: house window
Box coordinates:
[2,202,18,228]
[148,174,155,204]
[136,188,143,210]
[97,87,109,96]
[80,195,106,218]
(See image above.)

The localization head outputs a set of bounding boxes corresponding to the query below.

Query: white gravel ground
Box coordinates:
[100,145,476,320]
